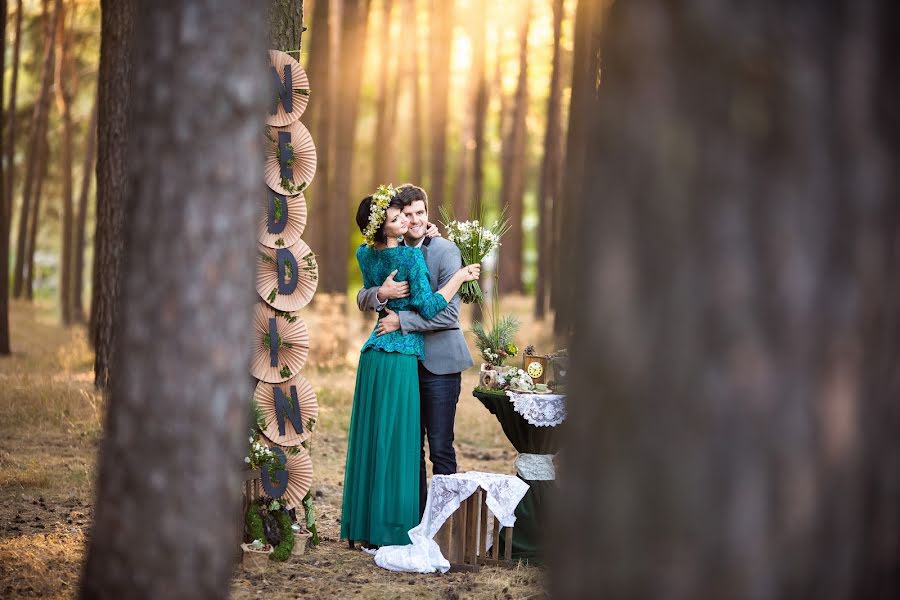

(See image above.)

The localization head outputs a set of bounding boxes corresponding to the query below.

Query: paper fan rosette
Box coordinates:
[258,438,314,510]
[254,374,318,446]
[264,121,317,196]
[256,239,318,311]
[266,50,310,126]
[258,191,307,248]
[251,303,309,383]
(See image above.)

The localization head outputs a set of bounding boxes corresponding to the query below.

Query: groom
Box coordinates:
[356,183,474,515]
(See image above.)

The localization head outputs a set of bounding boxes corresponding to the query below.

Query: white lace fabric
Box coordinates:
[505,391,567,427]
[372,471,529,573]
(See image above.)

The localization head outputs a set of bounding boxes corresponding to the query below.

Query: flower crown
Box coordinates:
[363,184,397,247]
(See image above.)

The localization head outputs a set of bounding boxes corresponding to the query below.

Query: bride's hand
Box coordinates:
[458,263,481,282]
[425,222,442,238]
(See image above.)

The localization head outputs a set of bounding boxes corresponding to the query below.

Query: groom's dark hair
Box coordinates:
[394,183,428,211]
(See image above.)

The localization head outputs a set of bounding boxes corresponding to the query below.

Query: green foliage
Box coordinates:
[279,365,293,378]
[245,500,266,543]
[302,490,321,546]
[273,196,284,222]
[471,313,521,366]
[271,508,295,561]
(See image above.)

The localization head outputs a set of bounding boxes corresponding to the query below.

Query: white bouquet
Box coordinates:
[440,206,511,304]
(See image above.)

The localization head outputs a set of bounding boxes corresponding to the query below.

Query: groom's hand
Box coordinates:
[377,270,409,303]
[376,308,401,336]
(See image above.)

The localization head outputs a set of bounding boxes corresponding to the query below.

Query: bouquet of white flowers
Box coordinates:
[440,206,511,304]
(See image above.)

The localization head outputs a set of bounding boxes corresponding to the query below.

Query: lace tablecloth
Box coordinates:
[372,472,529,573]
[505,391,567,427]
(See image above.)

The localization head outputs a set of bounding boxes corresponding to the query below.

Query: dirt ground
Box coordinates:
[0,296,554,599]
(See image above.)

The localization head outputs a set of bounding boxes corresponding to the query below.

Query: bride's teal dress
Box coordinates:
[341,244,449,546]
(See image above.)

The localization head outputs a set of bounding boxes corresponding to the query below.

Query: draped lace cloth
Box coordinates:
[505,391,567,427]
[373,471,529,573]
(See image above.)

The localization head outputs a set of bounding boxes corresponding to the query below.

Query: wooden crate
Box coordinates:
[433,489,515,571]
[242,469,262,515]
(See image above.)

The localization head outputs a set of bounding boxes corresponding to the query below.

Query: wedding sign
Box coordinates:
[249,50,319,511]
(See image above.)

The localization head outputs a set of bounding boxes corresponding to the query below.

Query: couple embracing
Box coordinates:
[340,183,480,548]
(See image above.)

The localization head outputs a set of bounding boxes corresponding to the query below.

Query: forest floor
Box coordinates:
[0,296,555,599]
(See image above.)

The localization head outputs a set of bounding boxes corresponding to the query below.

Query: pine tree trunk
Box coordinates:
[535,0,564,320]
[371,0,395,189]
[24,132,50,300]
[469,0,487,217]
[79,1,267,597]
[4,0,23,225]
[269,0,304,52]
[73,96,98,322]
[428,0,452,206]
[90,0,135,386]
[55,0,75,324]
[325,0,370,293]
[552,0,598,337]
[12,0,60,299]
[554,1,900,597]
[497,2,530,295]
[0,0,9,355]
[409,0,423,185]
[300,0,331,264]
[73,95,98,323]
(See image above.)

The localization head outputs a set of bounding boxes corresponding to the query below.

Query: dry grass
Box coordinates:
[0,296,555,599]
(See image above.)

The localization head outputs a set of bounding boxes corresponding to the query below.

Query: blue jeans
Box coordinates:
[418,364,461,514]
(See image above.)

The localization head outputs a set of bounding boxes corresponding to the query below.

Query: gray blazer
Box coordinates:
[356,237,475,375]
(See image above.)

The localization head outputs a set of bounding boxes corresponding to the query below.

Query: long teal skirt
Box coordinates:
[341,349,420,546]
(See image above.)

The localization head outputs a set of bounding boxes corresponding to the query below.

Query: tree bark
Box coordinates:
[554,0,900,598]
[325,0,371,293]
[371,0,396,189]
[3,0,23,225]
[428,0,452,206]
[497,1,530,295]
[301,0,333,261]
[55,0,75,324]
[90,0,135,387]
[269,0,304,52]
[0,0,9,355]
[534,0,564,320]
[79,1,267,597]
[469,0,487,217]
[552,0,598,336]
[12,0,60,299]
[24,131,50,299]
[409,0,423,184]
[73,94,98,323]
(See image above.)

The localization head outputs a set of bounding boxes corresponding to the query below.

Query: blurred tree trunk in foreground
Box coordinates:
[80,0,267,597]
[535,0,565,320]
[91,0,135,388]
[498,1,530,295]
[554,0,900,598]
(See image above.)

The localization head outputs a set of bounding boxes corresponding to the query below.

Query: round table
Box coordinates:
[473,389,566,563]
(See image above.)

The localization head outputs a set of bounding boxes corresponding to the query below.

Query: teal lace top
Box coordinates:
[357,244,448,360]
